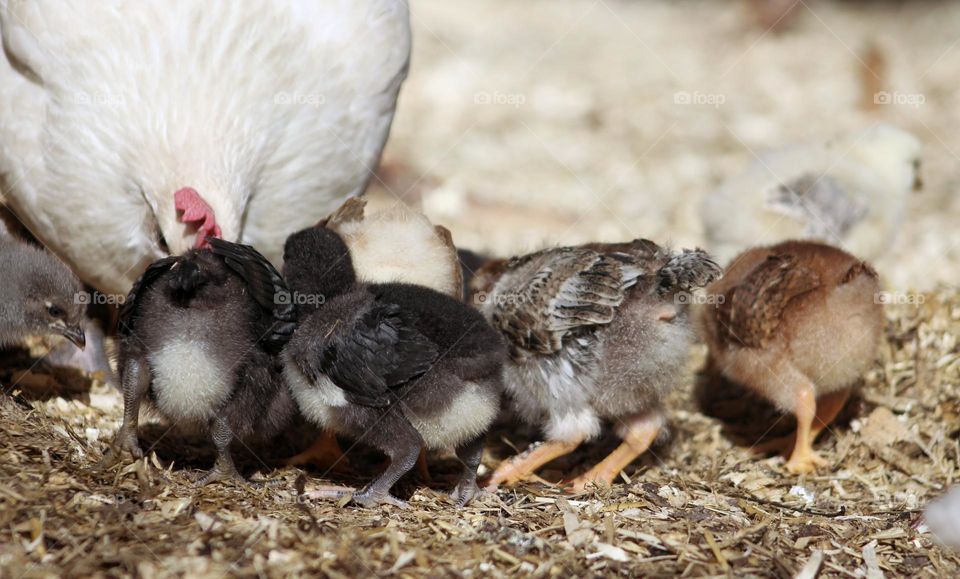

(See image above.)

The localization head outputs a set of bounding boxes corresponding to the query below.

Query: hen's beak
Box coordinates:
[51,321,86,350]
[913,172,923,192]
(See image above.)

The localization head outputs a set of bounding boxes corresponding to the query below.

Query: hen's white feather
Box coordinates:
[0,0,410,293]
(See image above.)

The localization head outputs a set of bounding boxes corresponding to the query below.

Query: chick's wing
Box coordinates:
[716,253,821,348]
[303,299,439,408]
[492,248,640,356]
[118,256,182,336]
[209,238,296,349]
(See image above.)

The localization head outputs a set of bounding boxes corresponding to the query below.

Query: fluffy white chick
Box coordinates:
[701,124,921,264]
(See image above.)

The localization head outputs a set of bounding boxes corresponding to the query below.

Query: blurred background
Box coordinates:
[367,0,960,291]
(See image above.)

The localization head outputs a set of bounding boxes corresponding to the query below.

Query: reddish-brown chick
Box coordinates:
[699,240,884,474]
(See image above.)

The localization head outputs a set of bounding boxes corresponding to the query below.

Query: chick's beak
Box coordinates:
[52,322,86,350]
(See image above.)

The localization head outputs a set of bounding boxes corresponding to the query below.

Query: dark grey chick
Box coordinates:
[281,225,505,507]
[0,226,85,350]
[111,241,296,485]
[472,239,721,492]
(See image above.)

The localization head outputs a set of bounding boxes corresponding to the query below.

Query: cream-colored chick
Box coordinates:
[702,124,921,264]
[323,198,463,298]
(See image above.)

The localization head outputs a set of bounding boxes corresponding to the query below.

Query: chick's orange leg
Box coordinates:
[752,388,850,457]
[811,389,850,439]
[485,439,583,490]
[566,413,663,493]
[785,383,828,474]
[284,431,351,473]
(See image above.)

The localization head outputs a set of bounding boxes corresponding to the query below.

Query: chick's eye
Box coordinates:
[47,304,65,318]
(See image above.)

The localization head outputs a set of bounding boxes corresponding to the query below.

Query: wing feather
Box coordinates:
[117,256,181,336]
[491,248,639,355]
[716,253,821,348]
[302,299,438,408]
[209,238,296,349]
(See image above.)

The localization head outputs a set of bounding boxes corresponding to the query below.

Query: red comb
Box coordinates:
[174,187,221,249]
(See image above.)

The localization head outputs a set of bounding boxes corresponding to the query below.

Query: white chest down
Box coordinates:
[147,339,232,425]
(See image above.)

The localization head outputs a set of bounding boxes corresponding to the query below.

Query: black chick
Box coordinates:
[281,226,506,507]
[111,241,296,485]
[0,225,85,350]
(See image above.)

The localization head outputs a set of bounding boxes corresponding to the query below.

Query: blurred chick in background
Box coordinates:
[473,240,720,492]
[699,240,884,474]
[701,124,922,265]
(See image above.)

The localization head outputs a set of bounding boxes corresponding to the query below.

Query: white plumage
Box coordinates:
[0,0,410,294]
[701,124,921,265]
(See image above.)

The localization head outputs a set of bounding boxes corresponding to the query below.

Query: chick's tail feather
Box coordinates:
[656,249,722,295]
[168,259,203,295]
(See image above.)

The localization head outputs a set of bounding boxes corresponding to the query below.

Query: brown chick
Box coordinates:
[699,240,884,474]
[473,240,721,492]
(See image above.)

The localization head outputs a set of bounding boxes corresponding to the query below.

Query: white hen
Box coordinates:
[0,0,410,294]
[701,124,921,265]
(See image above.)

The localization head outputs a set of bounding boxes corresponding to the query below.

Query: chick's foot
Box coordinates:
[485,439,582,490]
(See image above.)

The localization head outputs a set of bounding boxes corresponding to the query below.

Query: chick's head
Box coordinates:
[20,246,86,349]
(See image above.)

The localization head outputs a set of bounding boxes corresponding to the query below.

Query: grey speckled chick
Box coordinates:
[282,226,505,508]
[472,239,721,492]
[0,227,85,351]
[111,241,296,485]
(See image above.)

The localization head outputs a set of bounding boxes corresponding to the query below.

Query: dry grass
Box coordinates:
[1,289,957,578]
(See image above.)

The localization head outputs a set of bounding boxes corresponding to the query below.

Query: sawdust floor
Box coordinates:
[1,289,958,578]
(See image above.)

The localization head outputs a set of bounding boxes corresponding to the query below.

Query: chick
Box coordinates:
[281,225,505,507]
[323,198,463,299]
[474,240,721,492]
[285,198,465,474]
[0,224,85,350]
[699,240,884,474]
[111,241,296,485]
[701,124,922,264]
